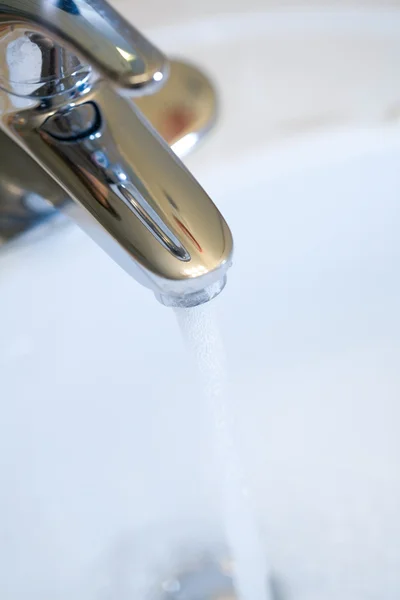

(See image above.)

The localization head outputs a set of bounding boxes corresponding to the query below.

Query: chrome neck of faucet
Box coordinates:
[0,0,233,307]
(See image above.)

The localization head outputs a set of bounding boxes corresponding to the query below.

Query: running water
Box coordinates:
[175,303,273,600]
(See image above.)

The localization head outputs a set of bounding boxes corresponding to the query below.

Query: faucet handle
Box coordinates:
[0,0,167,94]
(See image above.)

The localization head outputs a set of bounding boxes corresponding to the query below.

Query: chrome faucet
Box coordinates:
[0,0,233,307]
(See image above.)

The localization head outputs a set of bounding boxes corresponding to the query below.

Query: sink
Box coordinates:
[1,6,400,600]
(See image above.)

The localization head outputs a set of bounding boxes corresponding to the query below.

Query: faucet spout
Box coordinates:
[0,0,233,307]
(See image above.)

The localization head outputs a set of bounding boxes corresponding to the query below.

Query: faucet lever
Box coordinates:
[0,0,167,93]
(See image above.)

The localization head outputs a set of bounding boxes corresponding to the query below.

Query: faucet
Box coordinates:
[0,0,233,307]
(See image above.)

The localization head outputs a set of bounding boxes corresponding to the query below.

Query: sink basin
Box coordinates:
[1,6,400,600]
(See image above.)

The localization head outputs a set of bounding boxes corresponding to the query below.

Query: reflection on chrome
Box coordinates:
[0,1,232,307]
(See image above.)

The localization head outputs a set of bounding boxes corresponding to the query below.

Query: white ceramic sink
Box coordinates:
[1,6,400,600]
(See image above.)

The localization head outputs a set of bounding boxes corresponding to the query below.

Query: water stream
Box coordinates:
[175,303,273,600]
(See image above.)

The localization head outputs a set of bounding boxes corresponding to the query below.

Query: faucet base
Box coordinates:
[135,59,217,158]
[0,60,217,246]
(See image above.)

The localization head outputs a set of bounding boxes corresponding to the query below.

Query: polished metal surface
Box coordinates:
[0,135,66,242]
[0,0,232,306]
[0,60,218,245]
[0,0,167,94]
[135,60,218,157]
[22,31,90,98]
